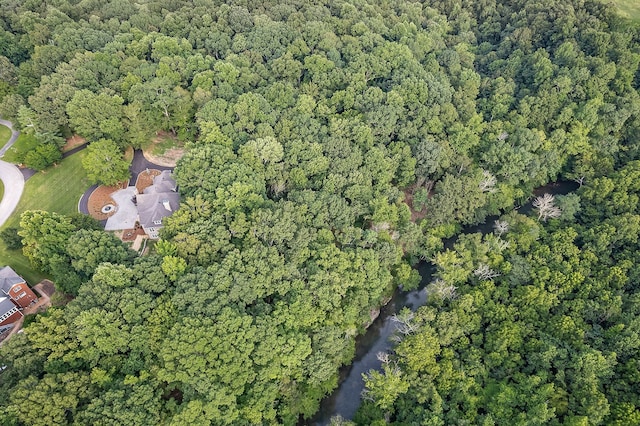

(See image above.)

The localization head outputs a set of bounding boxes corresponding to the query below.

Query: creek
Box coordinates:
[310,180,579,425]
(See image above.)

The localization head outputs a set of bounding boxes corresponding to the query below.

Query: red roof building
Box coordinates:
[0,267,37,333]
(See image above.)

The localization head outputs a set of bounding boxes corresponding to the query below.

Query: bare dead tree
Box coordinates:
[377,351,390,364]
[424,179,434,194]
[493,219,509,236]
[270,180,286,197]
[533,193,562,221]
[493,238,510,252]
[391,310,418,335]
[473,263,501,280]
[574,176,585,187]
[498,131,509,141]
[479,170,497,193]
[427,279,457,301]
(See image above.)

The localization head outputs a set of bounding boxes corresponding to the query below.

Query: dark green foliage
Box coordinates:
[0,227,22,250]
[22,142,61,171]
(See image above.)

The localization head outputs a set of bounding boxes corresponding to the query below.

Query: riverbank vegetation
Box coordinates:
[0,0,639,424]
[357,164,640,424]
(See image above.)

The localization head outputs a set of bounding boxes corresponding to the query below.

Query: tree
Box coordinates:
[66,90,126,145]
[67,229,135,280]
[18,210,76,274]
[533,193,562,221]
[161,256,187,282]
[0,94,25,123]
[0,227,22,250]
[82,139,130,186]
[23,142,62,171]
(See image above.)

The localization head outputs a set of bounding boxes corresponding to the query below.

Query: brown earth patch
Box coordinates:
[87,183,127,221]
[143,131,184,167]
[62,135,87,152]
[136,169,161,193]
[143,148,184,167]
[35,280,55,298]
[404,185,429,223]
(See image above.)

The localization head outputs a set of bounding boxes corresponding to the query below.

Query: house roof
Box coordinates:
[144,170,177,194]
[137,192,180,228]
[0,266,24,294]
[0,297,17,317]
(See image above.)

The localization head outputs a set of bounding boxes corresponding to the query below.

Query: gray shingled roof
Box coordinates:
[137,192,180,228]
[143,170,177,194]
[0,297,17,318]
[0,266,24,294]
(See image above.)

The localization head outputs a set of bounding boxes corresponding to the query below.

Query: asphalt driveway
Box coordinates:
[0,120,24,227]
[0,119,19,157]
[0,159,24,227]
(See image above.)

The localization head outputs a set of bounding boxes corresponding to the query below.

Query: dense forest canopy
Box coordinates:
[1,0,640,424]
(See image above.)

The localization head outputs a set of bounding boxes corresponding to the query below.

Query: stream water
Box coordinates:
[309,180,579,425]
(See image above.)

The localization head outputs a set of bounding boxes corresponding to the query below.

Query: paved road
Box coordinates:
[0,120,24,227]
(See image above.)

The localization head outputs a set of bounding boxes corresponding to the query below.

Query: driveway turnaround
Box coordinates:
[0,159,24,227]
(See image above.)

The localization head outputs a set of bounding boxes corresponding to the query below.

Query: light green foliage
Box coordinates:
[161,255,187,282]
[81,139,130,186]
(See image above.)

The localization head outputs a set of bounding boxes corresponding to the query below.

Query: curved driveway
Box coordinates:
[0,120,25,227]
[0,119,19,157]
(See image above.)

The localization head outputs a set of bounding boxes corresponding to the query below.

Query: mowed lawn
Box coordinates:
[613,0,640,21]
[0,151,90,284]
[2,133,38,164]
[0,124,10,147]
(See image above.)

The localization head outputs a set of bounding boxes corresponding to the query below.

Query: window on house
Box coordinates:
[16,291,26,299]
[0,307,18,322]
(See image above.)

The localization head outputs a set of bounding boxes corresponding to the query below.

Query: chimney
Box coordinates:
[162,199,172,211]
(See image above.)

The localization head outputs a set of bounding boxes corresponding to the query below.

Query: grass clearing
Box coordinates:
[2,133,38,164]
[0,124,11,146]
[3,151,89,229]
[612,0,640,21]
[0,151,90,284]
[143,131,183,156]
[0,243,43,284]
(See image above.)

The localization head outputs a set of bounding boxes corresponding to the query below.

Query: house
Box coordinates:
[137,192,180,239]
[0,267,37,333]
[0,297,22,333]
[105,170,180,239]
[0,266,37,308]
